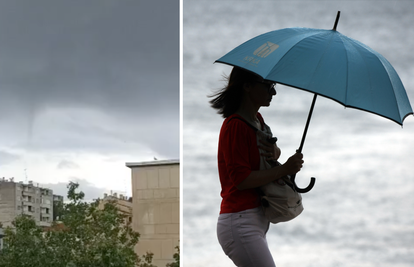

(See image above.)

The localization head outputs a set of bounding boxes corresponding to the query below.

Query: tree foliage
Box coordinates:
[165,246,180,267]
[0,182,157,267]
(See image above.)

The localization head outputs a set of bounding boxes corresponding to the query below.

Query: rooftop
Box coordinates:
[126,159,179,168]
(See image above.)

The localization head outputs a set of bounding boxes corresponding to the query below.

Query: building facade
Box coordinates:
[0,179,56,227]
[52,194,64,221]
[127,160,179,267]
[98,192,133,225]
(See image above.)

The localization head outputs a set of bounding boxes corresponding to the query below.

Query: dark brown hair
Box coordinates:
[209,67,262,118]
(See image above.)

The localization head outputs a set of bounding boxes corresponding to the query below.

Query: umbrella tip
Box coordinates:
[333,11,341,31]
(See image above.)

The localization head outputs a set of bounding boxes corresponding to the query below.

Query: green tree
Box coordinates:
[138,252,157,267]
[0,215,51,267]
[0,182,155,267]
[52,196,65,221]
[165,246,180,267]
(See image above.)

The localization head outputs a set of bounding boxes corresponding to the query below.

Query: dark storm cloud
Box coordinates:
[57,160,80,170]
[0,0,178,113]
[0,0,179,158]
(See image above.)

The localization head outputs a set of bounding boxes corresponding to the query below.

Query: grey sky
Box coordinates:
[0,0,179,196]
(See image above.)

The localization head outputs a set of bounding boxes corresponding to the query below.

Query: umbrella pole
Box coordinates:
[298,94,317,152]
[291,93,317,193]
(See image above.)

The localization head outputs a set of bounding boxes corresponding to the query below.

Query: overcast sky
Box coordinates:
[0,0,179,199]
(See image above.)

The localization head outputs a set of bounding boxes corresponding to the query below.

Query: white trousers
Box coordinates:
[217,207,276,267]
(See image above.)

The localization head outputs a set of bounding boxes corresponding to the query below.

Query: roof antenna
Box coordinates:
[333,11,341,31]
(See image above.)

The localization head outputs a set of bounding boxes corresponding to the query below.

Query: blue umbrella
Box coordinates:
[216,12,413,193]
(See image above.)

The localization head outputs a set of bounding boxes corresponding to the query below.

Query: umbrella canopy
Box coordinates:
[215,12,413,193]
[216,26,413,125]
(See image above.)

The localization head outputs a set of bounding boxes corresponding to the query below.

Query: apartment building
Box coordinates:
[52,194,64,221]
[98,192,132,225]
[0,178,58,227]
[126,159,179,267]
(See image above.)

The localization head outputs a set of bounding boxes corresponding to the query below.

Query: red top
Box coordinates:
[217,113,264,214]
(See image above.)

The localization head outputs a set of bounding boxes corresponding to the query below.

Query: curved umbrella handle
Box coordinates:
[290,174,316,193]
[267,137,316,192]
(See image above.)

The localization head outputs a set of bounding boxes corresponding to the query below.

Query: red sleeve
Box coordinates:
[219,117,257,187]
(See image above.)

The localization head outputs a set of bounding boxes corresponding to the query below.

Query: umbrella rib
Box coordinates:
[375,53,408,121]
[338,34,412,123]
[337,33,349,106]
[349,39,374,110]
[265,29,326,79]
[305,31,337,90]
[349,38,404,121]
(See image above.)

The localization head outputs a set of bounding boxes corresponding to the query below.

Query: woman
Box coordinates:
[210,67,304,267]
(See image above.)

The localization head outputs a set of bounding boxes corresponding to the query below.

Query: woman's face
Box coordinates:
[246,81,277,107]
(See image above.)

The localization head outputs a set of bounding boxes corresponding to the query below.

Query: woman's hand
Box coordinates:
[237,151,303,190]
[259,139,281,161]
[282,152,304,175]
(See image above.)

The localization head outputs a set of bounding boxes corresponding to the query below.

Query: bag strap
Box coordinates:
[228,116,278,144]
[229,115,296,191]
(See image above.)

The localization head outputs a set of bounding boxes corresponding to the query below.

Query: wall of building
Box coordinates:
[39,188,53,227]
[0,180,54,228]
[98,193,133,225]
[0,181,17,227]
[128,160,179,267]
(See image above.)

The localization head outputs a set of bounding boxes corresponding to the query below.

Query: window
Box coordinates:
[28,206,33,212]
